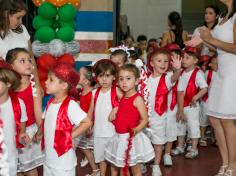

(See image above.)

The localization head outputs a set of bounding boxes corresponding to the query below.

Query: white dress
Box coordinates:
[207,13,236,119]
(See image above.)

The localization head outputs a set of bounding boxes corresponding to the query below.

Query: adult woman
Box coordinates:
[191,5,220,56]
[160,11,188,48]
[199,0,236,175]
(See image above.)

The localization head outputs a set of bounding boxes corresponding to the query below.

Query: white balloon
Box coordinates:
[49,39,66,57]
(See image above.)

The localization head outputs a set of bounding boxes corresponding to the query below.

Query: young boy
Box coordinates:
[43,62,91,176]
[174,46,208,159]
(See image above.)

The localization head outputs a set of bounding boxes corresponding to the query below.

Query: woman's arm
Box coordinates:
[160,32,170,47]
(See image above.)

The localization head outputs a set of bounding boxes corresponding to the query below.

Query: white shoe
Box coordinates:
[186,145,192,152]
[163,154,173,166]
[171,146,185,156]
[152,165,162,176]
[80,158,89,167]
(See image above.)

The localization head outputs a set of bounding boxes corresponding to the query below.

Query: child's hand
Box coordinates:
[171,55,182,70]
[19,133,31,145]
[108,107,118,122]
[176,109,186,121]
[85,127,93,138]
[132,128,138,136]
[190,96,198,107]
[33,128,42,143]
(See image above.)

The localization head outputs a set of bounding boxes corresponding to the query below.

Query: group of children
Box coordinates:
[0,42,218,176]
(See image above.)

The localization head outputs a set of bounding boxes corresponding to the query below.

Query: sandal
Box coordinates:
[224,169,236,176]
[199,139,207,147]
[85,169,100,176]
[215,165,228,176]
[185,149,198,159]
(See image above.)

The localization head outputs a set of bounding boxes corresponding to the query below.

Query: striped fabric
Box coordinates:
[75,0,113,69]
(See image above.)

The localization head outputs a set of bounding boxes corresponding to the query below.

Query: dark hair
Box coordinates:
[149,48,171,61]
[110,49,128,64]
[94,60,117,78]
[0,0,27,39]
[168,11,184,48]
[119,64,140,79]
[128,49,140,61]
[137,35,147,42]
[204,5,220,30]
[5,48,29,64]
[0,68,20,90]
[220,0,236,19]
[82,66,96,87]
[124,35,134,42]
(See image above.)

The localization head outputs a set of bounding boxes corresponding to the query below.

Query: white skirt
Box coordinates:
[104,132,154,167]
[17,124,44,172]
[78,134,94,150]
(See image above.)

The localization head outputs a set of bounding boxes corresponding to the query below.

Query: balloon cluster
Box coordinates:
[33,0,80,8]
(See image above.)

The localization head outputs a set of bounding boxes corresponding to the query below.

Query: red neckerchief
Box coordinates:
[42,96,73,157]
[154,74,168,116]
[92,84,118,124]
[202,70,213,102]
[9,92,23,148]
[184,67,200,107]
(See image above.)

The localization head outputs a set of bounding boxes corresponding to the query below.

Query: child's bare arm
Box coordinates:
[190,87,208,107]
[171,54,182,83]
[176,91,186,121]
[72,116,92,139]
[133,96,148,135]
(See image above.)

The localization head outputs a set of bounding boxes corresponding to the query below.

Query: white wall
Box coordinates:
[120,0,182,40]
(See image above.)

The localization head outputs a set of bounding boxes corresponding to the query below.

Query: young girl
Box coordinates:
[43,61,91,176]
[88,59,122,176]
[110,46,129,68]
[105,64,154,176]
[77,66,99,176]
[5,48,43,176]
[199,55,218,146]
[147,48,182,175]
[0,60,30,176]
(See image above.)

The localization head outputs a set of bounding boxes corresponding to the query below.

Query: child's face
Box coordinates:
[78,67,88,86]
[97,70,115,89]
[9,10,26,30]
[150,53,169,75]
[182,53,198,69]
[138,40,147,51]
[118,70,138,93]
[45,72,68,95]
[12,52,33,76]
[111,55,125,68]
[209,57,218,71]
[0,81,10,98]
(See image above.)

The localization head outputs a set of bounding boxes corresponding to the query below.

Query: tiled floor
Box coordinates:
[39,144,221,176]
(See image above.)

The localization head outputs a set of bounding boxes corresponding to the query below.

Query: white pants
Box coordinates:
[149,117,166,145]
[94,137,112,163]
[166,107,177,142]
[43,164,75,176]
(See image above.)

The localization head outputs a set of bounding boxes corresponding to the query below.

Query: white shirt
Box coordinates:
[93,88,115,137]
[0,97,27,172]
[148,72,173,118]
[0,25,30,59]
[44,100,87,170]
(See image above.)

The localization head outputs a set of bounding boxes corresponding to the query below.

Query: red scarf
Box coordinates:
[154,74,168,116]
[42,96,73,157]
[93,84,119,123]
[9,92,24,148]
[184,68,199,107]
[202,70,213,102]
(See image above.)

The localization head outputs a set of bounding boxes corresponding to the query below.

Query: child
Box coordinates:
[110,46,129,68]
[174,46,208,159]
[147,48,182,175]
[164,44,182,166]
[198,55,210,72]
[0,60,30,176]
[77,66,99,176]
[88,59,122,176]
[6,48,43,175]
[43,61,91,176]
[199,55,217,146]
[105,64,154,176]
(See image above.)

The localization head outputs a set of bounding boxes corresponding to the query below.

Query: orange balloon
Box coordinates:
[68,0,80,9]
[32,0,47,7]
[47,0,67,7]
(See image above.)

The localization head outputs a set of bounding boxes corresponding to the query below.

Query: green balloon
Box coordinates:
[56,27,75,42]
[32,16,53,30]
[38,2,57,20]
[53,20,60,29]
[58,4,76,21]
[35,27,55,43]
[59,21,76,29]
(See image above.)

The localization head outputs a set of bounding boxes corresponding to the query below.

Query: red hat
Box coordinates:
[184,46,200,58]
[165,43,181,52]
[199,55,210,63]
[0,60,21,78]
[50,61,79,88]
